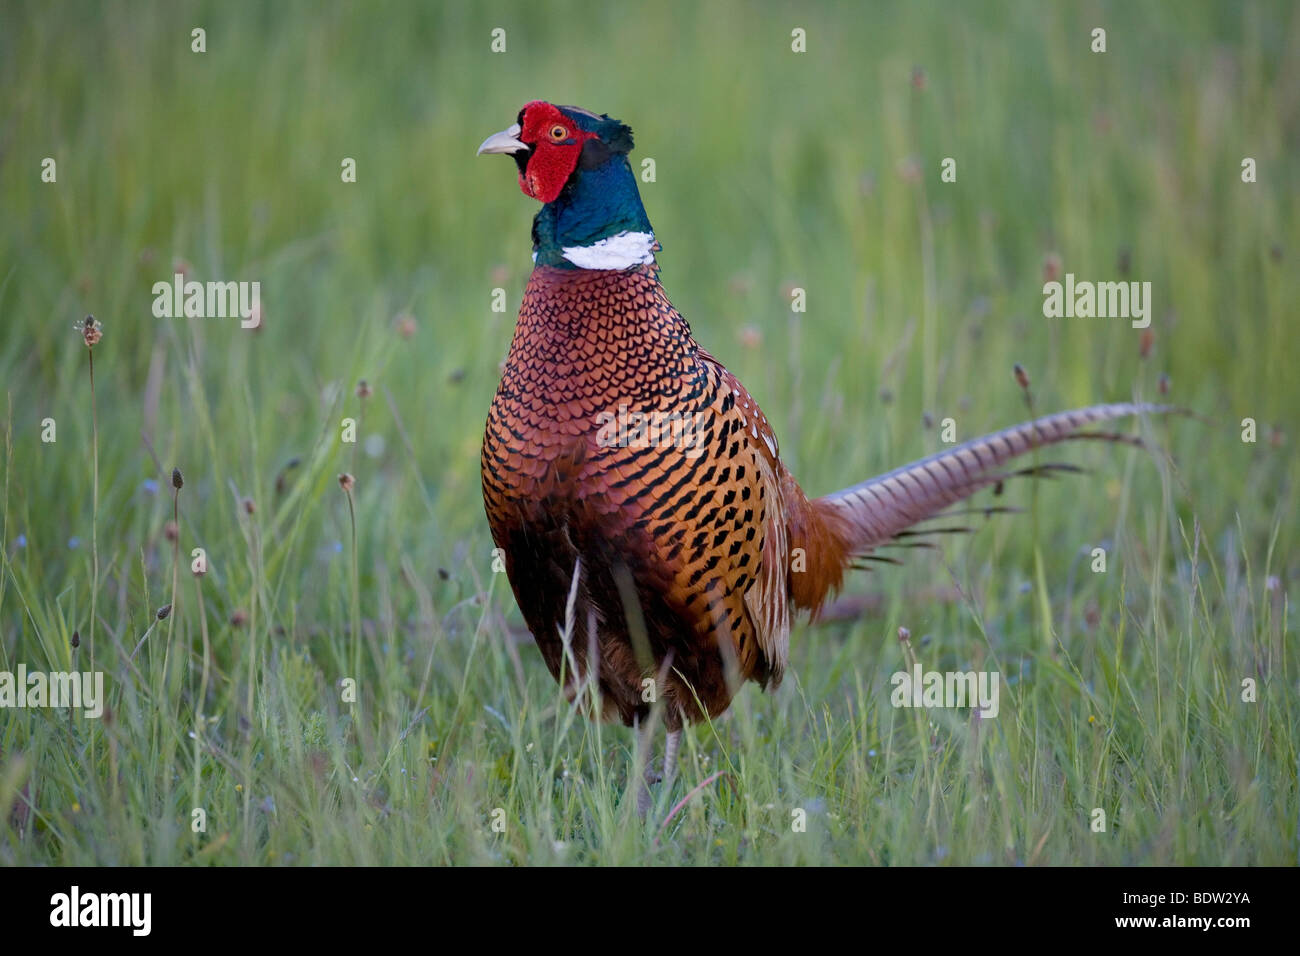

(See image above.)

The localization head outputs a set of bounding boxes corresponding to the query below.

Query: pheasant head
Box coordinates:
[477,101,656,269]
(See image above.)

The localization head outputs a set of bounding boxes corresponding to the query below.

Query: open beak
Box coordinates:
[476,123,528,156]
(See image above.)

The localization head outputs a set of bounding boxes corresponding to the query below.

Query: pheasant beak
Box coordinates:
[476,123,528,155]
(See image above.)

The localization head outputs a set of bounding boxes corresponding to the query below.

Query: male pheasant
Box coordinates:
[479,101,1164,813]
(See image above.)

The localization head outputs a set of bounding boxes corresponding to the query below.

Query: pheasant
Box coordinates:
[478,101,1165,813]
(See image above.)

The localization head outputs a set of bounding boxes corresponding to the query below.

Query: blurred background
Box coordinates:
[3,0,1296,567]
[0,1,1295,864]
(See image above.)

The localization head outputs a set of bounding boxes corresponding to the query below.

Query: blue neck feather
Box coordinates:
[532,154,653,268]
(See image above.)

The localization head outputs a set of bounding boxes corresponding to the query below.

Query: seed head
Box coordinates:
[898,626,911,644]
[1042,252,1062,283]
[242,497,255,516]
[1013,363,1030,390]
[274,457,302,497]
[1139,328,1154,360]
[1084,603,1100,629]
[79,315,102,348]
[356,380,372,400]
[897,156,922,184]
[338,473,356,493]
[71,630,81,649]
[164,520,179,542]
[157,604,172,621]
[172,467,184,490]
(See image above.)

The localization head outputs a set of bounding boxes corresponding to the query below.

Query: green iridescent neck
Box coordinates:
[532,154,654,269]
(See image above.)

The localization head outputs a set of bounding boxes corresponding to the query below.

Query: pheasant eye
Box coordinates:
[548,124,568,141]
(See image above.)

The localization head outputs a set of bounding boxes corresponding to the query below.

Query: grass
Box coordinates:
[0,0,1296,865]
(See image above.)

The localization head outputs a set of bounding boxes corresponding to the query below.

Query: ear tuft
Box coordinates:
[602,120,634,154]
[558,105,634,154]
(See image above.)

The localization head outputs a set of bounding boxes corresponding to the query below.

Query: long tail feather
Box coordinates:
[817,402,1171,556]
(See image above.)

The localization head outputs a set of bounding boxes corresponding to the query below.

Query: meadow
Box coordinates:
[0,0,1295,865]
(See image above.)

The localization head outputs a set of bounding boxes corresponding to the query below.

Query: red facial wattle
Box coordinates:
[516,101,595,204]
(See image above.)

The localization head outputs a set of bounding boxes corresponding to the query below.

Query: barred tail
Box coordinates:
[816,402,1172,556]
